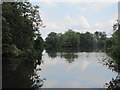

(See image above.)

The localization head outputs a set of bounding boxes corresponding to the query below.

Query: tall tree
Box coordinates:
[62,30,80,47]
[45,32,58,48]
[110,22,120,59]
[2,2,44,57]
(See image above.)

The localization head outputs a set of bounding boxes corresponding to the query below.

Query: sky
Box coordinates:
[29,0,118,39]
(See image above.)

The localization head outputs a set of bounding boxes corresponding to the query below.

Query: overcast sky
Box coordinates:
[29,0,118,39]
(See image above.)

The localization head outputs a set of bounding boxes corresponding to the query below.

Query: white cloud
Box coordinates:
[78,16,90,28]
[64,14,116,36]
[40,11,116,39]
[38,8,63,39]
[94,23,102,27]
[64,15,90,29]
[39,9,57,29]
[64,15,74,25]
[66,63,79,72]
[81,60,89,71]
[91,19,116,35]
[31,1,117,39]
[45,23,58,30]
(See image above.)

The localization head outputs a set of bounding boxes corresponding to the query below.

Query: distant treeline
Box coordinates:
[45,30,108,51]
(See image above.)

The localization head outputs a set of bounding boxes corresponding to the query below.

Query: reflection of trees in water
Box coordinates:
[104,74,120,89]
[45,48,57,58]
[79,47,94,52]
[3,57,34,88]
[2,52,45,89]
[46,47,78,63]
[101,56,120,73]
[101,55,120,89]
[32,60,46,89]
[60,53,78,63]
[59,47,80,53]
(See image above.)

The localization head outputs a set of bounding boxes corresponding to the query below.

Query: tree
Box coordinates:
[34,36,44,51]
[2,2,44,57]
[62,30,80,47]
[110,22,120,60]
[79,32,95,51]
[94,31,107,50]
[104,21,120,74]
[45,32,58,48]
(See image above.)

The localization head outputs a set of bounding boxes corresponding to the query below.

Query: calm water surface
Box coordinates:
[35,50,117,88]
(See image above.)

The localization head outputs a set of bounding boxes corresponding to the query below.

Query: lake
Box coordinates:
[33,50,117,88]
[2,48,118,88]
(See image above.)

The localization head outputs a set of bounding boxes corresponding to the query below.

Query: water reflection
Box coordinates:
[79,47,95,52]
[46,47,79,63]
[60,53,78,63]
[101,55,120,73]
[104,74,120,89]
[3,48,119,88]
[2,51,45,89]
[46,48,57,58]
[100,54,120,89]
[32,64,44,89]
[41,50,117,88]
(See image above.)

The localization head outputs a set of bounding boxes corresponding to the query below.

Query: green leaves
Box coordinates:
[45,29,107,52]
[3,44,21,57]
[2,2,44,59]
[109,23,120,60]
[62,30,80,47]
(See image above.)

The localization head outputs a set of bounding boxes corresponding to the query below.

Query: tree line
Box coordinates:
[45,30,107,52]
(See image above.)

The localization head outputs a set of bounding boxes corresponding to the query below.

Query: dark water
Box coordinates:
[2,48,119,88]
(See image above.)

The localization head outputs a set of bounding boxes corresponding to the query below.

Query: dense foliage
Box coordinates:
[2,2,44,59]
[110,24,120,60]
[2,2,44,88]
[104,22,120,72]
[45,30,107,52]
[102,22,120,89]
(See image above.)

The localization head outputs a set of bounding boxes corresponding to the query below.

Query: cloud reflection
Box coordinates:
[40,52,117,88]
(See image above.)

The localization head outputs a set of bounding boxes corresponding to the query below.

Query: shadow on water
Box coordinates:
[2,51,45,89]
[100,54,120,89]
